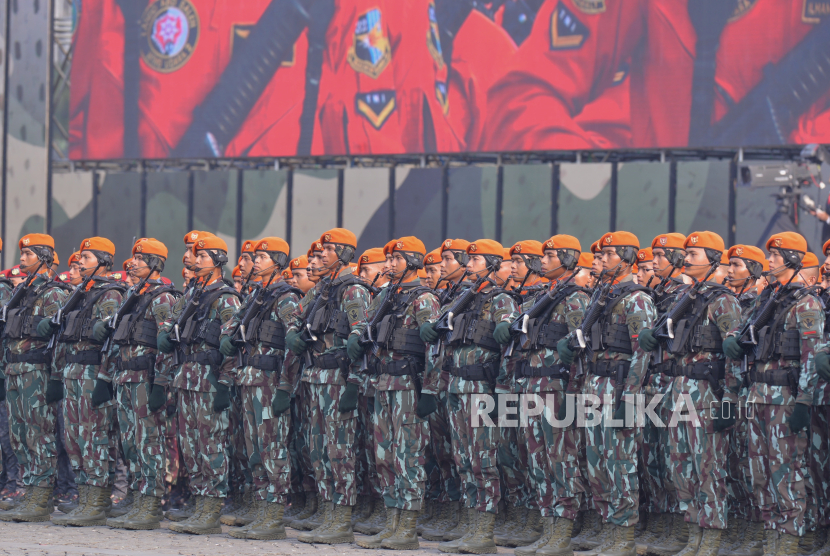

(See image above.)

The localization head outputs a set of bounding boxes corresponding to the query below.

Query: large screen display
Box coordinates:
[69,0,830,160]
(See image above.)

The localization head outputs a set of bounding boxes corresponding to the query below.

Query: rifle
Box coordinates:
[430,271,493,357]
[438,270,470,306]
[47,262,105,350]
[227,265,283,366]
[100,262,160,354]
[296,276,333,367]
[503,269,579,358]
[652,263,720,345]
[170,277,209,365]
[357,269,409,372]
[0,261,45,333]
[736,265,802,349]
[569,266,621,384]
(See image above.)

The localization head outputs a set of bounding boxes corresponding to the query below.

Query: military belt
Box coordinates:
[240,353,282,372]
[653,360,679,377]
[448,361,498,382]
[116,354,156,372]
[376,358,423,377]
[678,360,725,382]
[65,350,103,366]
[587,360,628,378]
[183,349,223,367]
[516,360,569,380]
[749,367,798,387]
[5,349,50,365]
[311,349,349,370]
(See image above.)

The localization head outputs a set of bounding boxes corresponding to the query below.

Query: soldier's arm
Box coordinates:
[149,293,177,387]
[158,293,188,334]
[285,289,314,335]
[43,287,69,380]
[216,293,242,387]
[795,296,825,406]
[492,293,520,387]
[710,293,743,404]
[96,289,124,382]
[623,291,657,396]
[276,292,302,393]
[343,284,371,385]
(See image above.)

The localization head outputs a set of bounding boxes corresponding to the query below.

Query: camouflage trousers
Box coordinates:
[239,382,291,504]
[727,410,760,522]
[449,393,500,513]
[228,385,251,494]
[427,390,461,503]
[748,403,808,537]
[5,370,57,488]
[641,400,678,515]
[584,408,641,527]
[62,377,115,489]
[290,382,316,494]
[357,393,382,499]
[523,392,585,519]
[373,389,428,511]
[177,389,229,498]
[667,405,728,530]
[115,381,166,498]
[807,405,830,530]
[164,389,180,485]
[306,382,357,506]
[501,420,534,509]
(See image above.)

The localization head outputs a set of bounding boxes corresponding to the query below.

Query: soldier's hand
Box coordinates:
[815,351,830,381]
[557,338,575,366]
[419,322,438,343]
[285,331,307,355]
[36,317,58,339]
[346,334,364,362]
[213,384,231,413]
[638,328,658,352]
[45,379,64,404]
[338,382,359,413]
[0,378,5,402]
[156,331,174,354]
[722,336,744,360]
[787,402,810,433]
[712,401,736,432]
[272,390,291,416]
[91,379,113,407]
[147,384,166,413]
[493,322,512,345]
[416,393,438,419]
[91,320,109,343]
[166,402,177,417]
[219,336,238,357]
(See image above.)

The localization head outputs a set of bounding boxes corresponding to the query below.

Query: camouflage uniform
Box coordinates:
[288,267,370,507]
[54,278,124,489]
[427,386,461,503]
[357,387,382,501]
[159,278,241,499]
[660,282,742,531]
[363,277,438,511]
[1,274,69,488]
[499,281,589,520]
[111,282,178,498]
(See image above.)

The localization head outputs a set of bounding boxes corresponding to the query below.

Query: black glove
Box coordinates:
[45,379,64,404]
[788,402,810,433]
[346,334,364,362]
[416,393,438,419]
[36,317,58,339]
[91,379,113,407]
[157,331,174,354]
[272,390,291,416]
[91,320,110,343]
[638,328,658,352]
[338,382,359,413]
[448,392,461,411]
[557,337,575,366]
[166,402,177,417]
[712,401,736,432]
[146,384,165,413]
[816,351,830,382]
[213,384,230,413]
[419,322,438,343]
[493,322,512,345]
[722,336,745,360]
[0,378,5,403]
[285,331,307,355]
[219,336,238,357]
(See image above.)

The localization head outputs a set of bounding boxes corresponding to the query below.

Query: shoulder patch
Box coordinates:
[627,313,646,336]
[347,8,391,78]
[550,2,589,50]
[572,0,606,14]
[566,310,584,331]
[98,299,118,319]
[716,313,736,335]
[356,91,396,130]
[799,310,821,334]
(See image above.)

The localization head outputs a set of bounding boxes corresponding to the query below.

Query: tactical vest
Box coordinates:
[3,281,72,340]
[664,284,733,356]
[654,278,687,315]
[520,284,585,352]
[590,283,649,355]
[374,286,433,359]
[752,286,810,364]
[445,289,504,352]
[305,274,365,341]
[244,283,303,351]
[112,285,181,348]
[59,283,127,344]
[179,286,242,348]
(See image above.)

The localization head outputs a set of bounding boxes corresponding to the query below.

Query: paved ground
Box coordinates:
[0,516,515,556]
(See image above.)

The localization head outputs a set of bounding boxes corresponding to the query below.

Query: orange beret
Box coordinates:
[358,248,386,268]
[502,248,512,261]
[721,252,730,265]
[19,233,54,251]
[684,231,724,253]
[123,259,132,272]
[823,239,830,256]
[802,252,820,268]
[0,238,3,251]
[80,237,116,256]
[599,231,640,250]
[424,248,442,266]
[291,255,308,270]
[132,238,168,258]
[307,240,323,257]
[392,236,426,256]
[417,268,427,279]
[282,268,293,280]
[53,252,59,266]
[727,245,766,266]
[68,251,81,265]
[651,233,687,250]
[637,248,653,263]
[232,265,241,278]
[543,235,582,253]
[590,240,601,254]
[191,235,228,254]
[510,240,544,257]
[320,228,357,248]
[383,239,398,257]
[441,238,470,254]
[183,230,214,245]
[578,253,594,268]
[467,239,503,257]
[255,237,289,255]
[240,240,257,254]
[766,232,807,254]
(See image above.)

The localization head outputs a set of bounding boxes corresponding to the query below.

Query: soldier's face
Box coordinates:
[727,257,751,285]
[389,252,409,278]
[359,263,382,284]
[320,244,340,270]
[253,252,277,277]
[308,252,326,277]
[19,248,39,271]
[591,254,603,275]
[383,254,393,275]
[466,254,487,277]
[822,273,830,289]
[541,249,566,280]
[233,277,244,292]
[636,261,654,286]
[496,260,512,286]
[238,253,254,277]
[194,251,215,277]
[682,247,710,281]
[78,251,101,277]
[183,243,195,270]
[574,268,593,288]
[652,248,681,278]
[424,265,441,289]
[293,268,315,292]
[599,247,623,275]
[510,255,528,280]
[68,263,82,285]
[766,248,796,283]
[440,251,461,278]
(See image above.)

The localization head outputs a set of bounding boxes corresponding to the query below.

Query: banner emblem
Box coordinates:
[141,0,200,73]
[348,8,391,78]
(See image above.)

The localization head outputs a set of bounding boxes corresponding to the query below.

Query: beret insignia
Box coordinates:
[514,244,522,253]
[659,237,667,246]
[112,273,122,280]
[690,236,699,245]
[198,240,205,248]
[638,252,645,260]
[324,233,331,242]
[315,242,322,250]
[469,244,477,252]
[244,242,251,250]
[396,241,404,249]
[426,255,434,263]
[774,238,783,247]
[135,244,143,252]
[605,235,612,244]
[292,260,299,268]
[361,255,369,263]
[84,240,91,248]
[546,240,554,248]
[59,273,67,280]
[22,238,29,246]
[444,239,452,249]
[11,268,19,275]
[261,242,268,250]
[735,247,744,256]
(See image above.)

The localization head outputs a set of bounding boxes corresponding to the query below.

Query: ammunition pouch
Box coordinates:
[376,358,424,377]
[653,359,679,378]
[240,353,283,373]
[749,366,799,391]
[533,321,570,350]
[183,349,224,367]
[448,359,499,387]
[4,311,45,340]
[5,349,50,365]
[678,360,725,382]
[65,350,103,366]
[311,349,350,371]
[113,316,158,348]
[59,311,100,343]
[667,321,723,355]
[375,314,398,345]
[592,322,633,355]
[116,354,156,372]
[754,328,801,362]
[389,328,427,356]
[516,360,569,380]
[181,316,223,348]
[308,306,351,339]
[587,360,629,380]
[447,314,500,352]
[256,319,286,350]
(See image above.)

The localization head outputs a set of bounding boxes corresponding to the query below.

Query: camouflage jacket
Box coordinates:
[1,274,69,378]
[733,284,824,406]
[287,267,370,385]
[575,274,657,404]
[54,278,125,382]
[222,281,301,390]
[422,280,476,396]
[646,278,686,396]
[498,283,589,394]
[0,279,12,307]
[111,283,178,388]
[159,278,241,392]
[363,277,439,392]
[663,283,743,411]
